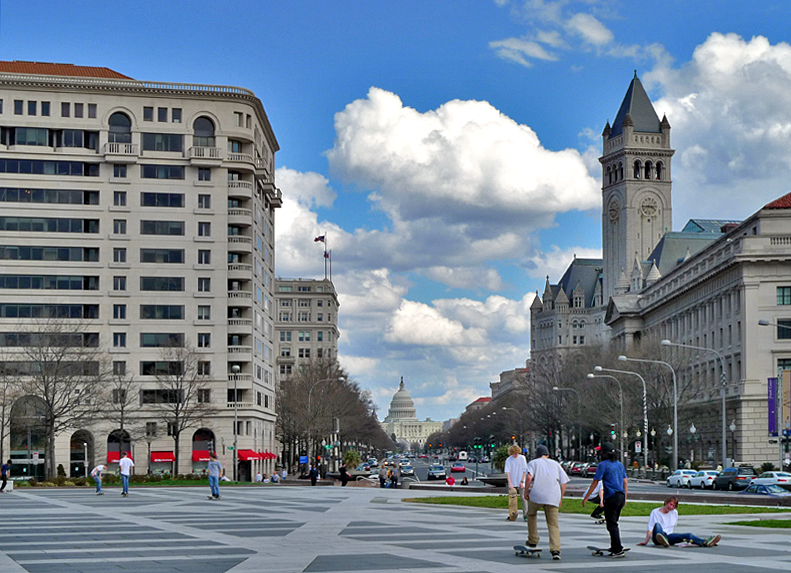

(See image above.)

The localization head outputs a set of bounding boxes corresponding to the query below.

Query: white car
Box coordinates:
[688,470,719,489]
[666,469,698,488]
[749,471,791,490]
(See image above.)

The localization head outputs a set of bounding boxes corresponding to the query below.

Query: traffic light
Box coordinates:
[317,455,321,462]
[490,435,495,448]
[610,423,616,437]
[511,435,516,441]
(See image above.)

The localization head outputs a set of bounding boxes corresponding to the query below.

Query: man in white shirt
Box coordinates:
[90,464,105,495]
[638,496,721,547]
[504,444,528,521]
[524,445,569,560]
[118,452,134,497]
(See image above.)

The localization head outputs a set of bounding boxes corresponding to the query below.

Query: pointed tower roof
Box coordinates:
[610,72,661,137]
[530,291,543,310]
[645,261,662,285]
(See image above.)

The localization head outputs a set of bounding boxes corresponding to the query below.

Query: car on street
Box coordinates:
[481,456,490,463]
[570,462,586,475]
[688,470,719,489]
[743,484,791,498]
[427,464,446,480]
[418,454,428,459]
[749,471,791,490]
[451,463,466,473]
[667,469,698,488]
[367,458,378,467]
[584,463,598,477]
[713,466,757,490]
[400,464,415,476]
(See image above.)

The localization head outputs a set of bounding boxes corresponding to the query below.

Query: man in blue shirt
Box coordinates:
[0,460,11,492]
[582,443,627,557]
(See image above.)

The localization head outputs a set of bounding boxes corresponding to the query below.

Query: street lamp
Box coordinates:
[83,442,88,478]
[595,366,648,468]
[689,423,697,463]
[552,387,581,460]
[729,420,736,461]
[587,373,624,462]
[618,354,678,471]
[231,364,240,481]
[661,339,727,470]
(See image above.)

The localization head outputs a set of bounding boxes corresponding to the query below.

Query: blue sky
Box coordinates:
[4,0,791,421]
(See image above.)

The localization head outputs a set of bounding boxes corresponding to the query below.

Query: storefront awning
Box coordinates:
[151,451,175,463]
[107,452,133,463]
[237,449,262,461]
[192,449,211,462]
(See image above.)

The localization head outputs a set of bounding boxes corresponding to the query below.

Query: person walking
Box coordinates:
[583,442,628,557]
[309,464,319,486]
[281,467,287,481]
[339,463,349,486]
[524,445,569,560]
[207,453,222,499]
[389,465,399,489]
[118,451,134,497]
[637,496,721,547]
[378,465,387,488]
[90,463,105,495]
[0,459,11,493]
[504,444,528,521]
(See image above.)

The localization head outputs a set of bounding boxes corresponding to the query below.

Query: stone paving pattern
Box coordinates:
[0,485,790,572]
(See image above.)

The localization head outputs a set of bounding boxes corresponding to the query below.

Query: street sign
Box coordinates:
[635,441,642,453]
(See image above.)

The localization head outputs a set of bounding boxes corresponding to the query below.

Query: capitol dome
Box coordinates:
[384,377,417,422]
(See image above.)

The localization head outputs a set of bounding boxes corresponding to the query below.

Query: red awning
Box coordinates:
[238,449,262,461]
[151,451,175,463]
[267,451,277,460]
[192,449,211,462]
[107,452,133,463]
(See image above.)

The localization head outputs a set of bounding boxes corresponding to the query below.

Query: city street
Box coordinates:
[1,484,790,573]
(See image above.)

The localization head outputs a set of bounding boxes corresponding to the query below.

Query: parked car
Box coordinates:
[749,471,791,491]
[584,463,598,477]
[400,464,415,476]
[667,469,698,488]
[713,466,757,491]
[367,458,378,468]
[570,462,586,475]
[688,470,719,489]
[451,463,466,473]
[427,465,446,480]
[418,454,428,459]
[743,484,791,498]
[481,456,490,463]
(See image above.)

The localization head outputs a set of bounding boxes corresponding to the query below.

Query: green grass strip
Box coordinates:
[726,519,791,528]
[403,496,791,516]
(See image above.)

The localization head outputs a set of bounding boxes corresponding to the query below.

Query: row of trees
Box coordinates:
[427,336,716,466]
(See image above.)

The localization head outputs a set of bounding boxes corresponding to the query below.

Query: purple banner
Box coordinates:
[769,377,778,436]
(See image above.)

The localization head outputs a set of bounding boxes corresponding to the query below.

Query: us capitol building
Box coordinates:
[380,378,443,448]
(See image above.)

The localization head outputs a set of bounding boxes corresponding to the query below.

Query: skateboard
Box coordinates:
[592,518,606,524]
[513,545,542,558]
[587,546,630,557]
[508,489,518,521]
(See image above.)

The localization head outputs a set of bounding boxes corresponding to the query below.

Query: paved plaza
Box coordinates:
[0,485,790,572]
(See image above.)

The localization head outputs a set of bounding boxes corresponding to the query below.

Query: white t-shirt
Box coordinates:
[647,507,678,534]
[118,457,134,476]
[504,454,528,488]
[90,465,105,477]
[526,456,569,506]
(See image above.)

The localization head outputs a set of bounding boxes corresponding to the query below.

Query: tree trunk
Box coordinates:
[173,433,180,477]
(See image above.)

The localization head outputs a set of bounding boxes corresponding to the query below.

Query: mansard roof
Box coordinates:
[609,73,661,137]
[646,232,719,276]
[682,219,740,233]
[557,257,604,307]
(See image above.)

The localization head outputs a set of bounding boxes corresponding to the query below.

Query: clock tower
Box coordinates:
[600,73,674,300]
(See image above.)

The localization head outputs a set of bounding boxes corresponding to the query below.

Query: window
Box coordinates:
[280,364,292,376]
[112,389,127,404]
[197,389,211,403]
[193,117,215,147]
[113,276,126,291]
[14,127,48,146]
[113,361,126,376]
[172,108,182,123]
[140,305,184,319]
[88,104,97,118]
[298,331,310,342]
[61,102,70,117]
[140,220,184,235]
[198,168,211,181]
[57,128,98,149]
[198,305,211,320]
[778,287,791,305]
[141,389,183,404]
[113,219,127,234]
[113,304,126,319]
[14,100,23,115]
[114,191,127,206]
[228,139,243,153]
[142,133,183,152]
[198,277,211,292]
[143,107,153,121]
[317,331,323,341]
[113,332,126,347]
[779,319,791,340]
[113,248,127,263]
[298,348,311,358]
[157,107,168,122]
[198,222,211,237]
[140,362,183,376]
[197,250,211,264]
[198,333,211,348]
[140,333,184,347]
[280,331,291,342]
[141,165,184,179]
[41,102,50,116]
[74,103,84,118]
[146,422,157,437]
[280,347,291,357]
[108,112,131,143]
[141,192,184,207]
[197,363,211,376]
[140,277,184,291]
[28,101,37,116]
[140,249,184,263]
[198,194,211,208]
[113,164,127,178]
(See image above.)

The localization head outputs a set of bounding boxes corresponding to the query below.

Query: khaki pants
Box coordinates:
[526,500,561,552]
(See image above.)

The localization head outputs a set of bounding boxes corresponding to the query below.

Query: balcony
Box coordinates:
[227,292,252,308]
[189,146,223,165]
[226,401,254,409]
[102,142,139,163]
[228,263,252,280]
[227,235,252,253]
[228,208,253,226]
[227,345,252,356]
[227,152,254,165]
[228,318,253,333]
[228,180,253,200]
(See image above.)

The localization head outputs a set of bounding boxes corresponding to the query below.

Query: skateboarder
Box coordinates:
[90,463,105,495]
[0,459,11,493]
[588,480,604,520]
[207,453,222,499]
[524,445,569,560]
[637,496,721,547]
[504,444,528,521]
[118,452,134,497]
[582,443,627,557]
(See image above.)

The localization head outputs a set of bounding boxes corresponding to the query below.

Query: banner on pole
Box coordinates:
[769,377,778,436]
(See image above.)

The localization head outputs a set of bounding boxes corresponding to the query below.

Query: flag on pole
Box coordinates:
[324,251,330,259]
[314,235,325,243]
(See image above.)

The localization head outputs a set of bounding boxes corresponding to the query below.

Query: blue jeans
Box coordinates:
[121,474,129,494]
[652,523,706,546]
[94,476,102,493]
[209,475,219,497]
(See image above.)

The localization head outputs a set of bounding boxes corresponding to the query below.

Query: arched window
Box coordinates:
[618,162,624,180]
[606,166,612,185]
[644,161,652,180]
[655,162,663,180]
[193,117,215,147]
[108,112,131,143]
[633,160,641,179]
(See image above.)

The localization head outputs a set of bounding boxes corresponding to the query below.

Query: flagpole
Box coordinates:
[324,233,328,280]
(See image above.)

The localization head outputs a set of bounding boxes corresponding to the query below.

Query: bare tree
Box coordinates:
[145,344,215,475]
[5,319,110,479]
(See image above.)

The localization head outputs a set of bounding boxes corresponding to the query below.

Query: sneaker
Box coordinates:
[655,532,670,547]
[96,492,103,495]
[525,542,537,549]
[610,550,626,558]
[551,551,560,560]
[704,535,721,547]
[523,514,528,522]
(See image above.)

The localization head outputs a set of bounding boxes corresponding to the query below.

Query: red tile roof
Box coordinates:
[765,191,791,209]
[0,61,132,80]
[473,397,492,403]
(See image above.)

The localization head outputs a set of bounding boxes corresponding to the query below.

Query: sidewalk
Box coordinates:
[0,486,789,572]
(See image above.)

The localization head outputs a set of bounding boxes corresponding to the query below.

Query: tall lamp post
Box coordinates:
[231,364,240,481]
[552,387,581,460]
[587,373,624,462]
[595,366,648,468]
[661,339,727,469]
[618,354,678,471]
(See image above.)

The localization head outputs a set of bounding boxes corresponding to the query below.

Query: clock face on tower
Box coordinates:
[608,200,620,222]
[640,196,658,217]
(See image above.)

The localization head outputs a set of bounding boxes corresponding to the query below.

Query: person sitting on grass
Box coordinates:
[637,496,721,548]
